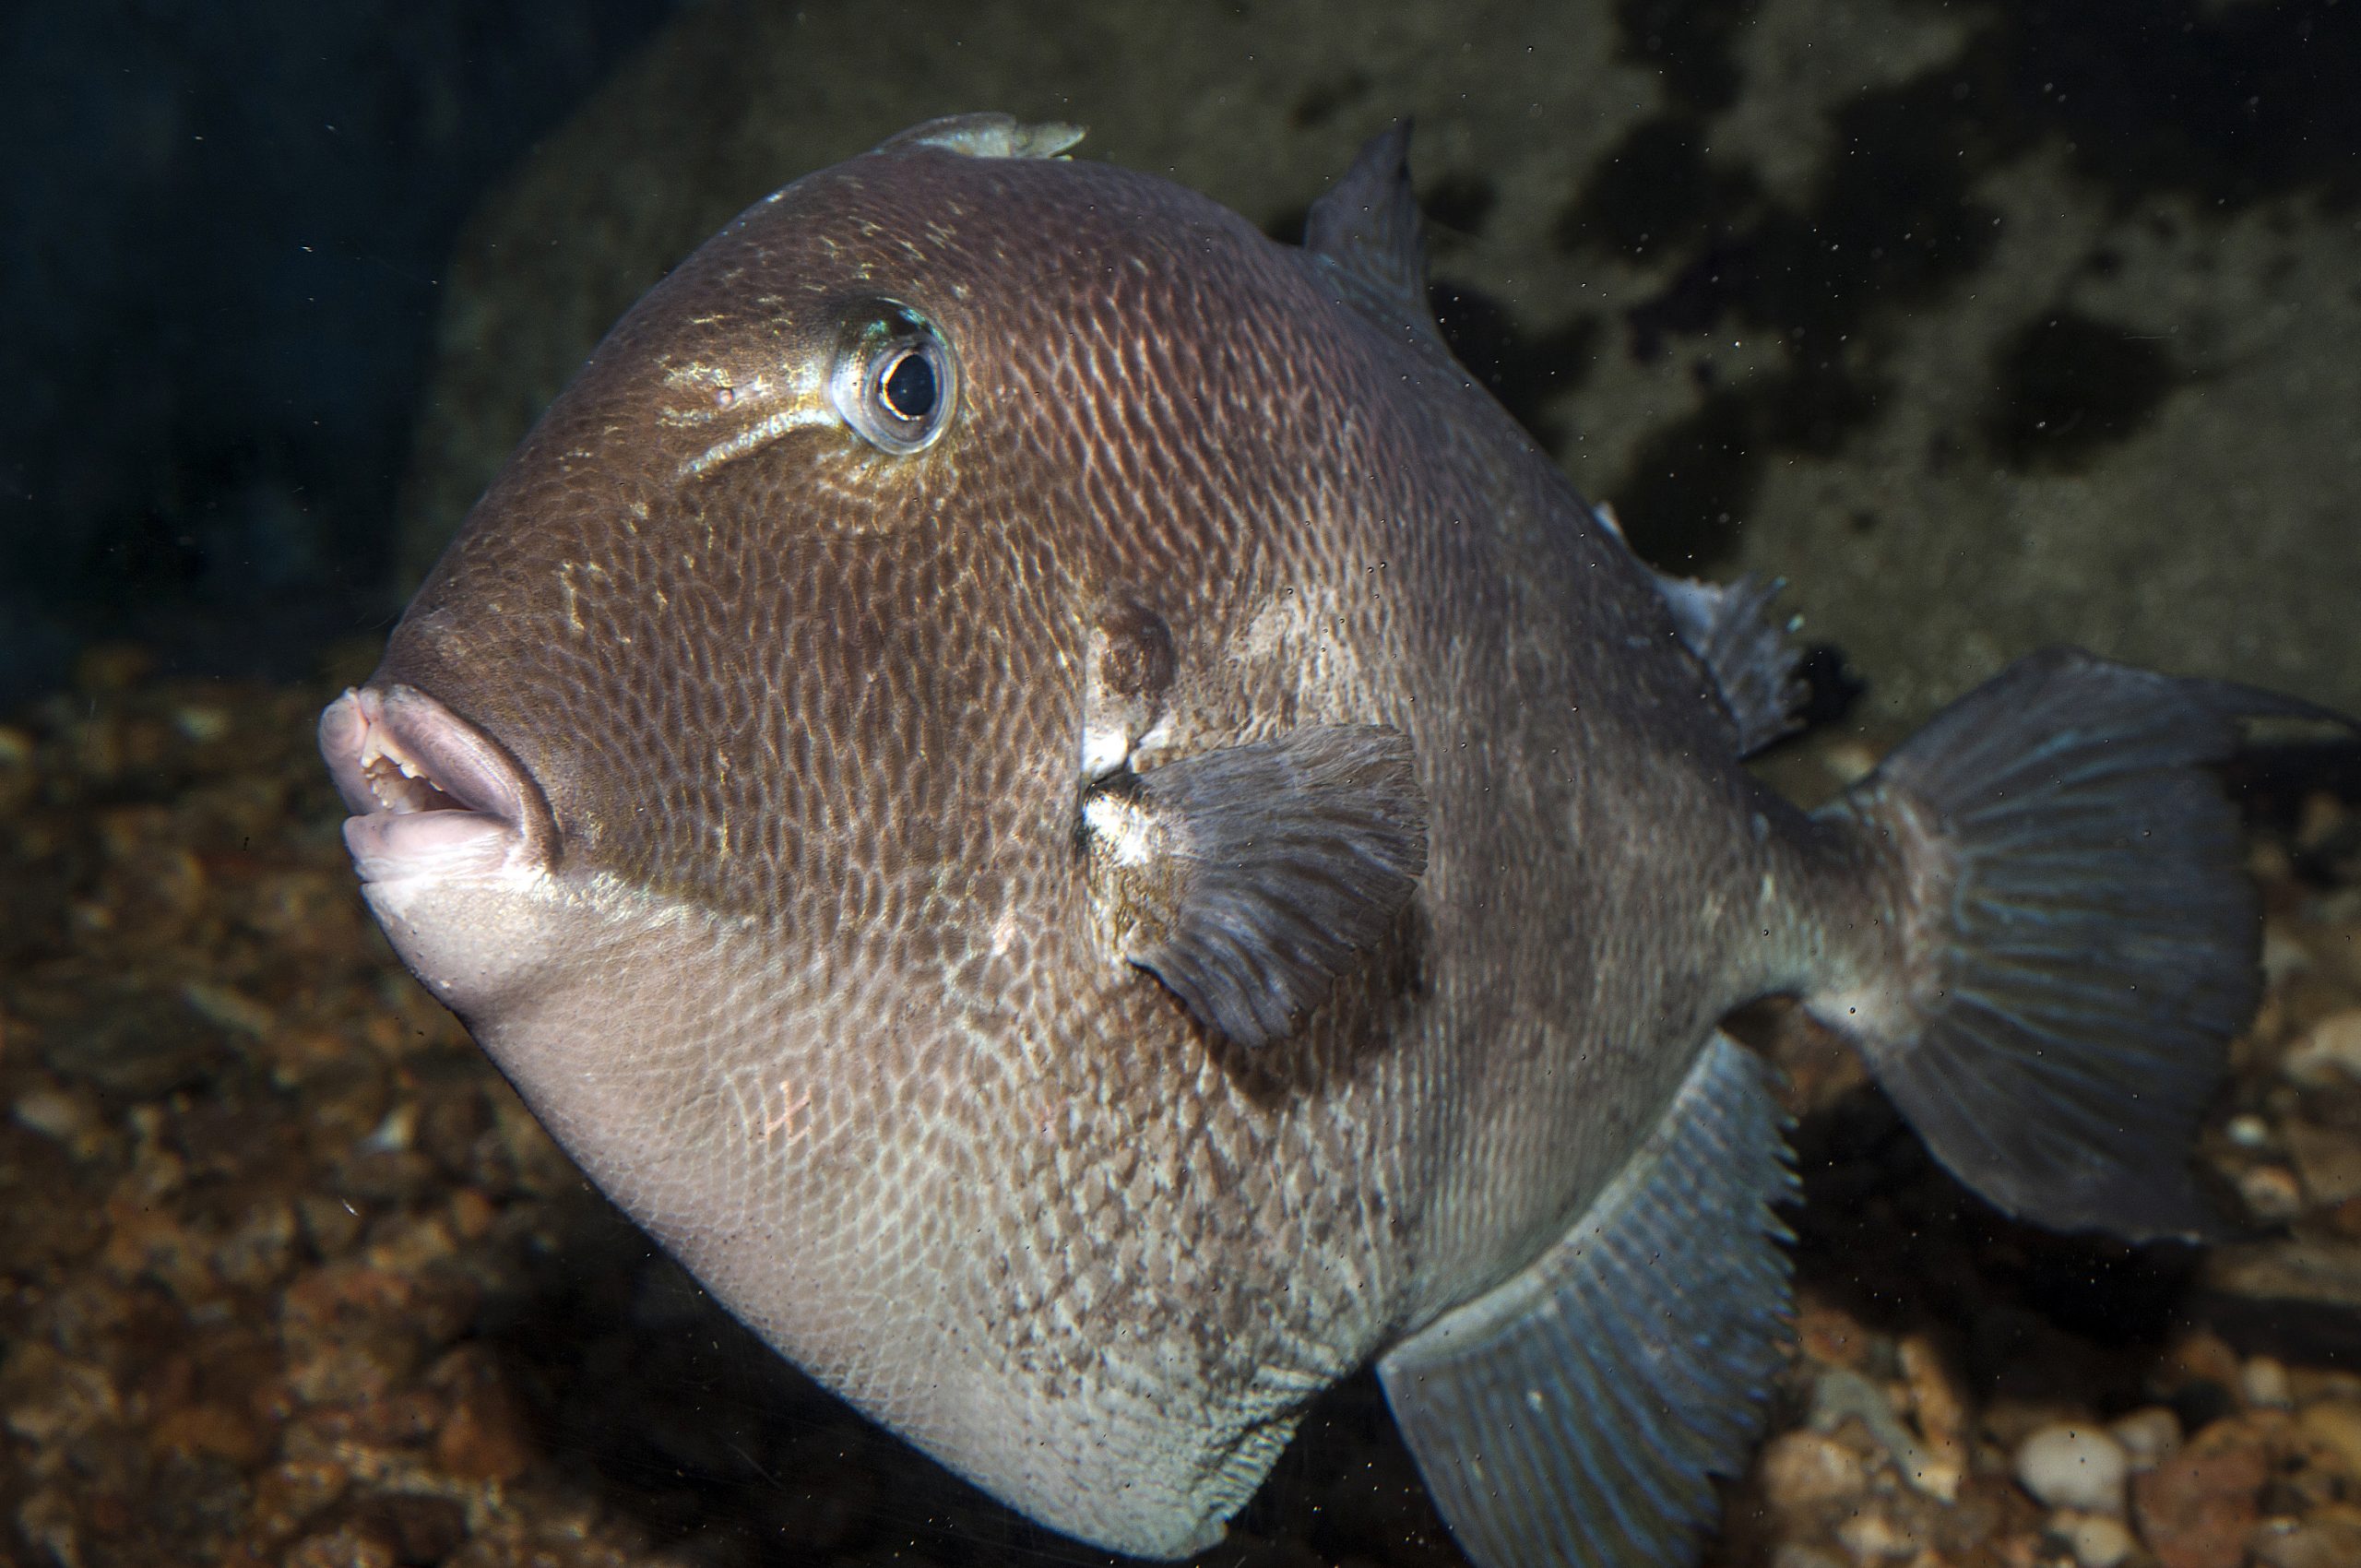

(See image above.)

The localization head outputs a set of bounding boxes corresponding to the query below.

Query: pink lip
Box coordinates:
[318,685,555,885]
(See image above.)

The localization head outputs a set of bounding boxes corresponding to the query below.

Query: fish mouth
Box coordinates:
[319,684,556,886]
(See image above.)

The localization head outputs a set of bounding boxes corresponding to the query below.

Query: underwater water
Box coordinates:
[5,3,2361,1566]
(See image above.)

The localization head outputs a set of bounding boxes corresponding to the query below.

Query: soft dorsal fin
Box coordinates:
[1305,123,1456,372]
[1585,500,1806,754]
[1652,570,1808,756]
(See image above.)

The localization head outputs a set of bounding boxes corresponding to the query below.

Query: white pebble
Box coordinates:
[2225,1112,2272,1148]
[2106,1406,2181,1471]
[2054,1510,2136,1568]
[2014,1423,2130,1515]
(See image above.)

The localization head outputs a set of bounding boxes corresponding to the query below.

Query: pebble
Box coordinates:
[2249,1508,2361,1568]
[214,1198,300,1289]
[247,1460,350,1547]
[2051,1510,2137,1568]
[151,1400,269,1467]
[2239,1162,2308,1220]
[1794,1300,1872,1370]
[2284,1118,2361,1206]
[1821,740,1880,786]
[1809,1367,1951,1497]
[2263,924,2314,985]
[2015,1423,2130,1515]
[2244,1355,2296,1408]
[1833,1507,1917,1562]
[2132,1445,2268,1568]
[286,1526,397,1568]
[1758,1430,1869,1513]
[2283,1009,2361,1086]
[2296,1398,2361,1479]
[172,702,231,742]
[1896,1334,1967,1502]
[1768,1548,1847,1568]
[2226,1112,2274,1148]
[2290,1368,2361,1405]
[429,1347,537,1484]
[2108,1406,2184,1472]
[447,1186,496,1241]
[180,978,276,1038]
[2159,1330,2246,1400]
[12,1083,104,1152]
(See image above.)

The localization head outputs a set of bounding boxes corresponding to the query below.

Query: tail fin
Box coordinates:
[1811,647,2346,1241]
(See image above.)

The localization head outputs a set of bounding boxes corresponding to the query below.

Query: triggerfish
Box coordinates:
[321,113,2346,1567]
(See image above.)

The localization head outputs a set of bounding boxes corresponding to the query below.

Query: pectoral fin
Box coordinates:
[1082,723,1428,1047]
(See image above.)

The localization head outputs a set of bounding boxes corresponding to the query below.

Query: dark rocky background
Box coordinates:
[6,0,2358,726]
[0,0,680,711]
[390,0,2361,728]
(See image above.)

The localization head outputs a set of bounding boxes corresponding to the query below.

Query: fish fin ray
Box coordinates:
[1304,122,1457,374]
[1812,647,2356,1240]
[1652,571,1807,755]
[1378,1033,1795,1568]
[1086,723,1428,1046]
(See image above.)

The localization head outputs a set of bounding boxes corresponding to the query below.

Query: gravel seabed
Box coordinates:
[3,649,2358,1568]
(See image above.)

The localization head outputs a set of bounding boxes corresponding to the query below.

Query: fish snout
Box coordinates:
[317,684,557,890]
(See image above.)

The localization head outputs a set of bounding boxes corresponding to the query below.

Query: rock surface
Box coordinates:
[396,0,2361,726]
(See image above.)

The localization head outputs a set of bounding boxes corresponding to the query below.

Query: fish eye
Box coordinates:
[880,349,936,422]
[831,306,956,456]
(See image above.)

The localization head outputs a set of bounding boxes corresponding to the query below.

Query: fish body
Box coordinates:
[322,115,2337,1567]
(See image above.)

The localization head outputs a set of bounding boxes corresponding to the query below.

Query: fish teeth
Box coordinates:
[351,716,446,814]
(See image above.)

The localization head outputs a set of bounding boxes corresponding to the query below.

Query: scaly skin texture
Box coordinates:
[366,140,1893,1556]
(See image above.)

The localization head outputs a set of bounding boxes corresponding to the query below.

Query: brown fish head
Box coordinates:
[319,115,1416,1554]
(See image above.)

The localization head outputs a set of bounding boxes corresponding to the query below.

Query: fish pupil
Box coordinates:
[880,350,937,422]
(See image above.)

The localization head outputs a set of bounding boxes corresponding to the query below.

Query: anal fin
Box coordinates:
[1378,1033,1795,1568]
